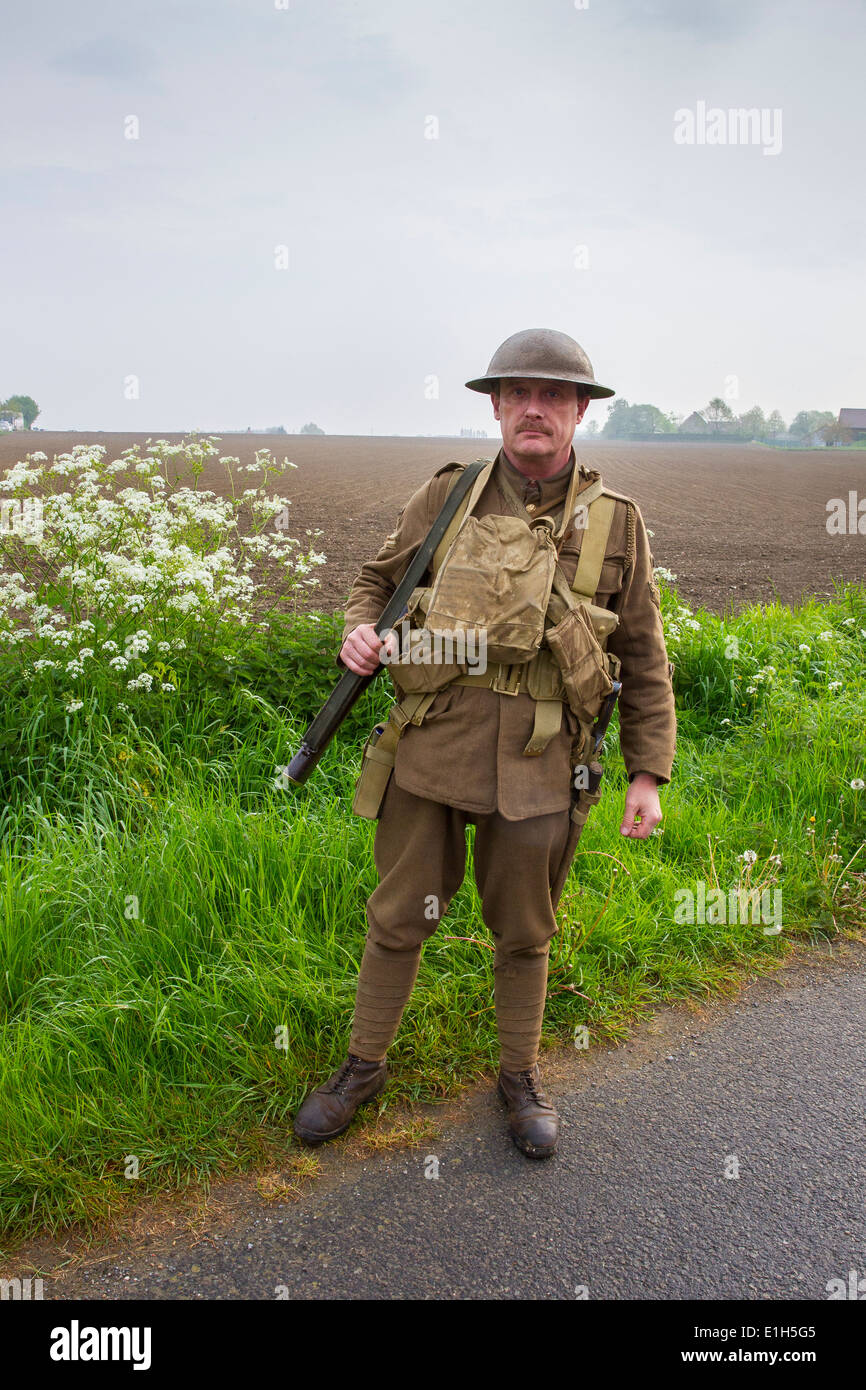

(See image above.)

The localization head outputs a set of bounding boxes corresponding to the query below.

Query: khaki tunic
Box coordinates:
[341,447,676,820]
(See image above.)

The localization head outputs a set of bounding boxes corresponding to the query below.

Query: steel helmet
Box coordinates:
[465,328,615,399]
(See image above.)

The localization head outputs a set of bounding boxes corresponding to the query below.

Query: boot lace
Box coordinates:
[519,1068,544,1104]
[330,1054,362,1095]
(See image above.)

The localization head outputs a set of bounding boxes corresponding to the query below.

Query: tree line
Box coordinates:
[590,398,846,443]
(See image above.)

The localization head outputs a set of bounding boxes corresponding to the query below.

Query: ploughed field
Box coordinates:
[4,432,863,615]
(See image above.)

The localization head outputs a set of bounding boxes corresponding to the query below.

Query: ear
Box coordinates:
[575,392,590,425]
[491,390,501,421]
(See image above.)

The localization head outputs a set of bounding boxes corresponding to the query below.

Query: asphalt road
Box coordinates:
[25,940,866,1301]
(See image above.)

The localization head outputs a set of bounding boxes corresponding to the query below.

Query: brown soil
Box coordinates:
[2,432,863,613]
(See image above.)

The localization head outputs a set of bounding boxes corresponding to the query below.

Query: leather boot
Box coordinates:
[497,1063,559,1159]
[293,1053,387,1144]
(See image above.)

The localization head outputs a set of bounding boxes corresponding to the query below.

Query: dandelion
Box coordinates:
[851,779,865,791]
[798,644,811,653]
[817,630,834,642]
[740,850,758,865]
[768,854,782,867]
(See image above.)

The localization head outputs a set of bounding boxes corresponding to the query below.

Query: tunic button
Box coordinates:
[526,503,536,513]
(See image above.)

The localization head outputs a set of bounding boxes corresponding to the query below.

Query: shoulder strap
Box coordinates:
[570,492,616,602]
[431,459,495,574]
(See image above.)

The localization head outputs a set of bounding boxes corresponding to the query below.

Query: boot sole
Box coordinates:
[293,1073,387,1145]
[497,1082,559,1160]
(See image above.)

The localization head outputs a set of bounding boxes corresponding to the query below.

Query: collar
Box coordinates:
[495,446,596,536]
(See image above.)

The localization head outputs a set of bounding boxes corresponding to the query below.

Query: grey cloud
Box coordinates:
[51,36,157,80]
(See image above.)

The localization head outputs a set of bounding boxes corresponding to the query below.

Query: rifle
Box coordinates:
[283,459,488,786]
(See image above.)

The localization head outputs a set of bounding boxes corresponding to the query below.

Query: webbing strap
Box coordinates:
[571,494,616,602]
[522,698,563,756]
[377,689,439,761]
[431,460,495,574]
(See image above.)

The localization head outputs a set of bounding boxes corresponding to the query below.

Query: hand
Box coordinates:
[620,772,662,840]
[339,622,398,675]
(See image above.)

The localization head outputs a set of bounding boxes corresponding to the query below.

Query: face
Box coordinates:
[492,377,590,473]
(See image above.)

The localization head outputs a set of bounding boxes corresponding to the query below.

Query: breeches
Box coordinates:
[366,778,574,959]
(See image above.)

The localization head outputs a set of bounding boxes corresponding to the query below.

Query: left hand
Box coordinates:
[620,772,662,840]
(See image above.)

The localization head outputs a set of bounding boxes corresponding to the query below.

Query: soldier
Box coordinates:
[294,328,676,1159]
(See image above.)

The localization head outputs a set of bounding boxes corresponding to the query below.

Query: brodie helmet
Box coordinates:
[465,328,615,400]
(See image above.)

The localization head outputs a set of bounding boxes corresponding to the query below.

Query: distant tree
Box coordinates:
[820,420,853,447]
[789,410,834,440]
[602,399,673,437]
[704,397,734,431]
[633,403,674,433]
[584,420,599,437]
[266,425,287,434]
[602,399,632,437]
[1,394,39,427]
[737,405,767,440]
[766,410,786,439]
[299,421,325,435]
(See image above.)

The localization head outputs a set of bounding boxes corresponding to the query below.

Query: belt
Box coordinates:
[452,661,565,755]
[452,662,539,696]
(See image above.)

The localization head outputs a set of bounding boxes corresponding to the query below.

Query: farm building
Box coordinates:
[679,411,710,433]
[838,408,866,442]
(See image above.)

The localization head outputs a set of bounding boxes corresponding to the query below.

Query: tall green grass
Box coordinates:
[0,589,864,1248]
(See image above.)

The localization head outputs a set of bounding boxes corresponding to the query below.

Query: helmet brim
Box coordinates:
[464,372,615,400]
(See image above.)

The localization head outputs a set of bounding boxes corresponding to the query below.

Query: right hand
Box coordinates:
[339,623,398,675]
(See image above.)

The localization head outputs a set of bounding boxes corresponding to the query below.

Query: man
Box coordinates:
[294,328,676,1159]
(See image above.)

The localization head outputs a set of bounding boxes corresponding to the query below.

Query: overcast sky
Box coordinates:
[1,0,864,434]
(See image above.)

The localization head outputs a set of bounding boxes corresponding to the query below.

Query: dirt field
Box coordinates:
[2,432,863,614]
